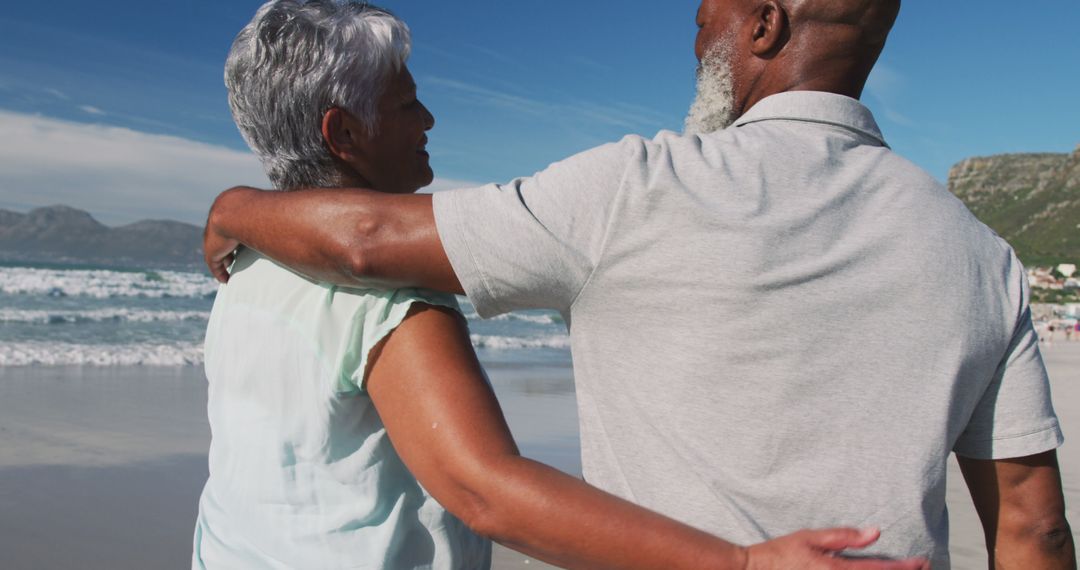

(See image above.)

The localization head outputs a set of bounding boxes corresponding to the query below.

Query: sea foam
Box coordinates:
[470,334,571,350]
[0,335,569,367]
[0,308,211,325]
[490,313,563,325]
[0,267,219,299]
[0,341,205,367]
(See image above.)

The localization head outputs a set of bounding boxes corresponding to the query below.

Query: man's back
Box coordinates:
[568,91,1058,564]
[433,91,1062,567]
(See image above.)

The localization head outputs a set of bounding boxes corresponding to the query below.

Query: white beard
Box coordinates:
[684,44,736,135]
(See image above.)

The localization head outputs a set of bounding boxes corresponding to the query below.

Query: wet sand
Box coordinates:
[0,344,1076,569]
[0,363,571,569]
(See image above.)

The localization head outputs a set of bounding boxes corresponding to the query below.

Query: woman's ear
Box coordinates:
[322,107,358,161]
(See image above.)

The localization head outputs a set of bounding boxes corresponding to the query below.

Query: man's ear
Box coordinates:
[749,1,789,57]
[322,107,360,161]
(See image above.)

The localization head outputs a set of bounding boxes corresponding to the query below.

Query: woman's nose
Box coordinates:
[421,102,435,130]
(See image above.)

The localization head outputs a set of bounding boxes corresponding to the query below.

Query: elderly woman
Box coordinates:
[193,2,903,570]
[193,3,737,569]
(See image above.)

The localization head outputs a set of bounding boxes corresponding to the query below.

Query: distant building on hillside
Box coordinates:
[1029,267,1063,290]
[1057,264,1077,278]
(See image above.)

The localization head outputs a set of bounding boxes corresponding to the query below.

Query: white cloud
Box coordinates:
[567,55,614,73]
[865,64,914,127]
[78,105,106,116]
[425,75,672,132]
[865,64,904,97]
[427,76,552,117]
[44,88,69,100]
[420,177,482,194]
[0,110,477,225]
[463,42,517,65]
[0,110,268,225]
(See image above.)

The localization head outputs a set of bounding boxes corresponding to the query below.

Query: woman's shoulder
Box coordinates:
[333,288,465,392]
[223,252,462,328]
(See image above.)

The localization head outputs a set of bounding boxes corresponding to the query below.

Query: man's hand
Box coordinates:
[203,189,243,283]
[745,528,930,570]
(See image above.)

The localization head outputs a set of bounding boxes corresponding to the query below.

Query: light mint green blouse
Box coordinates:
[193,250,490,569]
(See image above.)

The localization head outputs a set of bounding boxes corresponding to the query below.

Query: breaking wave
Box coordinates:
[0,308,210,325]
[0,341,205,367]
[0,267,218,299]
[470,334,571,350]
[490,313,563,325]
[0,336,570,367]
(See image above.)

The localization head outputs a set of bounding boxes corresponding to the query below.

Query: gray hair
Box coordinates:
[225,0,411,190]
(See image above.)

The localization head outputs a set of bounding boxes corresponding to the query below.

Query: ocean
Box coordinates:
[0,263,572,368]
[2,263,1078,568]
[0,262,580,569]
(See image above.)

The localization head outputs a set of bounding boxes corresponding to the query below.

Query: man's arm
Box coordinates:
[367,304,928,570]
[204,186,461,292]
[958,451,1075,569]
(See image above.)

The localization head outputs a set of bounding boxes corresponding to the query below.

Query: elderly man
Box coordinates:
[204,0,1074,567]
[198,2,927,569]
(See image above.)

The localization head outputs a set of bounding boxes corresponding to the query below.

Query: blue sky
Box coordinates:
[0,1,1077,225]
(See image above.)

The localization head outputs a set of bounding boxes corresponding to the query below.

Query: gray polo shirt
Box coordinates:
[433,91,1062,567]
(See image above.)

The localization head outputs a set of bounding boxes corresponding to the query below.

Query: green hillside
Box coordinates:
[947,145,1080,267]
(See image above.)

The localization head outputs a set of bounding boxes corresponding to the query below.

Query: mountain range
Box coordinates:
[948,145,1080,266]
[0,206,203,270]
[1,145,1076,271]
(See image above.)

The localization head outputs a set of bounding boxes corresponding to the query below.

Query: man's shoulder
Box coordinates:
[540,133,655,175]
[876,147,945,187]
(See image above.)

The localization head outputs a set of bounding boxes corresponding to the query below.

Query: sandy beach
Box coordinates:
[0,345,1076,569]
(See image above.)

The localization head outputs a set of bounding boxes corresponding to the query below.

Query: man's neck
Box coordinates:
[738,66,869,119]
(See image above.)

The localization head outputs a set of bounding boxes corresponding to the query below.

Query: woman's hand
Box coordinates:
[746,528,929,570]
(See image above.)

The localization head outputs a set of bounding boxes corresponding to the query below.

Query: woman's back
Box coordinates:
[193,249,490,569]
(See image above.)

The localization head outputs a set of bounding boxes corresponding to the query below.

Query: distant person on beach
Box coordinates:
[203,0,1074,567]
[193,2,922,569]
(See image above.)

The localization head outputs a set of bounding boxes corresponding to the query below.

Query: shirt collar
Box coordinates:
[732,91,888,148]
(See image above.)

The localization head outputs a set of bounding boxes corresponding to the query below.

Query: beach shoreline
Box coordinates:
[0,344,1075,569]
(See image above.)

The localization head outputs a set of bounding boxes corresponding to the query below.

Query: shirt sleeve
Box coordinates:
[953,266,1064,460]
[432,136,639,317]
[343,288,462,391]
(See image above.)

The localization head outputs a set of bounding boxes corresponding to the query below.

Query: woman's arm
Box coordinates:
[204,187,461,292]
[366,304,929,570]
